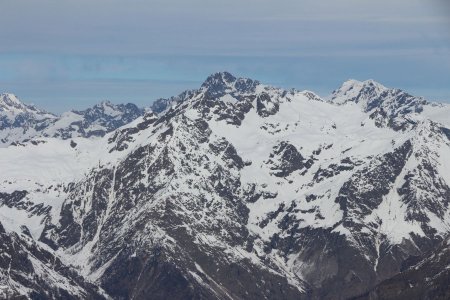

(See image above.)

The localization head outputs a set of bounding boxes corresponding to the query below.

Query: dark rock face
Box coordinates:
[201,71,259,98]
[337,140,412,219]
[258,136,449,299]
[53,167,114,249]
[300,141,416,297]
[151,90,198,114]
[266,141,312,177]
[0,222,104,299]
[98,229,306,300]
[193,92,255,126]
[0,190,28,206]
[293,228,377,300]
[100,250,218,300]
[256,92,279,117]
[357,237,450,300]
[150,72,259,115]
[313,157,362,183]
[0,190,51,217]
[209,137,245,169]
[441,126,450,140]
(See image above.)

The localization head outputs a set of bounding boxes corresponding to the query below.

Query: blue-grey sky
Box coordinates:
[1,0,449,112]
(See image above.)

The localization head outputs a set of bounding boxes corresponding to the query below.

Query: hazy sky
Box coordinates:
[1,0,449,112]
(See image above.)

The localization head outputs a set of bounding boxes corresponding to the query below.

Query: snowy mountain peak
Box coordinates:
[330,79,387,105]
[76,100,141,118]
[150,72,261,114]
[201,71,237,87]
[0,93,22,108]
[0,96,144,145]
[301,90,324,102]
[0,93,50,116]
[0,93,56,136]
[46,101,144,139]
[201,71,260,97]
[329,79,435,131]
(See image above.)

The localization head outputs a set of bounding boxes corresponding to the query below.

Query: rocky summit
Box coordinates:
[0,72,449,299]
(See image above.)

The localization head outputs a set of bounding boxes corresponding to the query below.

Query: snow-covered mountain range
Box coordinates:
[0,94,144,146]
[0,72,449,299]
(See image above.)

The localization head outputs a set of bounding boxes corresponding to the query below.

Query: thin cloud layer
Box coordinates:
[0,0,449,111]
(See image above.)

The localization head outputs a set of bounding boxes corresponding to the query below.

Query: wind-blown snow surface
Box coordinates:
[0,72,449,299]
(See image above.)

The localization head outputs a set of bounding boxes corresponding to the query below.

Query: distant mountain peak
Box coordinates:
[329,79,432,131]
[0,93,33,113]
[201,71,237,86]
[0,95,144,145]
[0,93,55,116]
[0,93,56,135]
[150,72,261,114]
[49,101,145,139]
[201,71,260,97]
[331,79,387,105]
[74,100,141,115]
[0,93,22,106]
